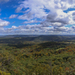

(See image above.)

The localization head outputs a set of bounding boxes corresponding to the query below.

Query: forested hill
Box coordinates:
[0,35,75,42]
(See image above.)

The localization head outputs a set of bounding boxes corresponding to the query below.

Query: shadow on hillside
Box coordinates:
[37,42,67,49]
[8,43,33,48]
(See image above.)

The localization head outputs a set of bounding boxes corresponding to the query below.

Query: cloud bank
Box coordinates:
[1,0,75,35]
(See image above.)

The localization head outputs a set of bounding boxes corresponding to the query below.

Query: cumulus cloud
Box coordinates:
[23,20,42,24]
[18,13,33,20]
[9,14,18,19]
[2,0,75,34]
[0,19,10,34]
[17,0,50,20]
[16,0,75,26]
[16,0,75,20]
[2,24,75,34]
[0,19,10,27]
[41,9,70,28]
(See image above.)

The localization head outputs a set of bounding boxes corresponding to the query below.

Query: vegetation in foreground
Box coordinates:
[0,36,75,75]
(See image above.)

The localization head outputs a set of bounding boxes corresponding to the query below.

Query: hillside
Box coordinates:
[0,36,75,75]
[0,35,75,44]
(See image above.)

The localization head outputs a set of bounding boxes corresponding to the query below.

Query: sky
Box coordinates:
[0,0,75,35]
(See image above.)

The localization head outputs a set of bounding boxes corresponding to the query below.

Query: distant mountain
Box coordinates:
[0,35,75,44]
[33,35,75,41]
[0,35,39,38]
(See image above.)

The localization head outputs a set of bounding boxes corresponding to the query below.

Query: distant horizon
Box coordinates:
[1,34,75,36]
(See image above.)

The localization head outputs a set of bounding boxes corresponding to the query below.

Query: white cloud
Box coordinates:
[11,26,17,29]
[16,0,75,30]
[2,24,75,34]
[18,13,33,20]
[2,0,75,34]
[23,20,42,24]
[17,0,51,20]
[16,0,75,20]
[9,14,18,19]
[0,19,10,26]
[42,10,70,27]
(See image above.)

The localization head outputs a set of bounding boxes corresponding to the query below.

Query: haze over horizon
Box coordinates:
[0,0,75,35]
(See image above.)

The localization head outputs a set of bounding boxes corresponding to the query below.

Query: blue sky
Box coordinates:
[0,0,75,35]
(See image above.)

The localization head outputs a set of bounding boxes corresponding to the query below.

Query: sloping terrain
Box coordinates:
[0,35,75,43]
[0,39,75,75]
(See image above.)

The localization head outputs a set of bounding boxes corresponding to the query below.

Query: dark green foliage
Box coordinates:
[0,36,75,75]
